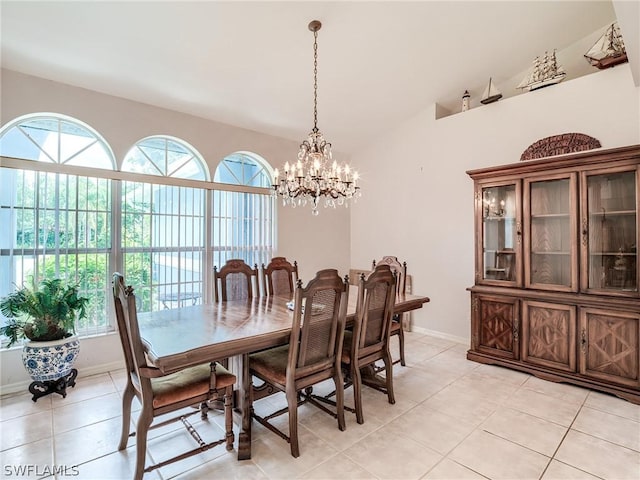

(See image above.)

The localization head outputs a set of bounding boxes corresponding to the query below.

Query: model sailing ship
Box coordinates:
[517,50,566,92]
[584,22,627,69]
[480,78,502,104]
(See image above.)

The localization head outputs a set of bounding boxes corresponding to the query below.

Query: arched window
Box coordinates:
[214,151,272,187]
[120,136,208,312]
[0,113,115,338]
[0,116,278,342]
[213,152,275,269]
[0,113,115,169]
[122,136,207,180]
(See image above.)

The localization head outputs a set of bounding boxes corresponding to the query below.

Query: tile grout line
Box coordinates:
[537,390,590,480]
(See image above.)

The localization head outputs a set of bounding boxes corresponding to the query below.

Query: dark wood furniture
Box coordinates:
[137,287,430,460]
[112,273,236,480]
[250,269,348,457]
[343,265,397,424]
[213,259,259,301]
[261,256,298,296]
[467,145,640,404]
[373,256,408,366]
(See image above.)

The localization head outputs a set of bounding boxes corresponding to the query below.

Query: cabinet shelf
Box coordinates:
[531,251,570,255]
[484,216,516,222]
[590,252,636,256]
[531,213,570,219]
[485,268,507,273]
[589,209,636,216]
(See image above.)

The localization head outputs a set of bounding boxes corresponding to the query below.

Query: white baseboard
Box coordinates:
[0,360,125,396]
[410,325,469,345]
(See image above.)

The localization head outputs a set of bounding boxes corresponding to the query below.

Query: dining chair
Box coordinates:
[372,256,408,366]
[213,258,259,302]
[249,269,348,458]
[342,265,397,424]
[262,256,298,296]
[112,273,236,480]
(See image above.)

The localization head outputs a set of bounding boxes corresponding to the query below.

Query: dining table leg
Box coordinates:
[237,352,252,460]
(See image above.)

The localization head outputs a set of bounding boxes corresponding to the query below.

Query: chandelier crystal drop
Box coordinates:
[272,20,361,216]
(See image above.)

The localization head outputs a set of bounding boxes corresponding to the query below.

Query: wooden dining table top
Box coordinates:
[139,288,430,374]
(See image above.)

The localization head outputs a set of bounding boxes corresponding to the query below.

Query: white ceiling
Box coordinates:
[0,1,629,154]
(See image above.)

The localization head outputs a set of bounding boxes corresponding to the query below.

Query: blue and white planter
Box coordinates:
[22,336,80,382]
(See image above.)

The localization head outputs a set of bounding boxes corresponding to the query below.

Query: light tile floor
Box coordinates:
[1,332,639,479]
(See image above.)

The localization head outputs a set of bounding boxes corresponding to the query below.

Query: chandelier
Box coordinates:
[272,20,361,216]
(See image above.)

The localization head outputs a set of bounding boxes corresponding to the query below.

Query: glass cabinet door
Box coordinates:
[582,168,638,295]
[478,182,521,285]
[525,174,577,291]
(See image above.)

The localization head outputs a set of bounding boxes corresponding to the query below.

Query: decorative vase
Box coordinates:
[22,335,80,384]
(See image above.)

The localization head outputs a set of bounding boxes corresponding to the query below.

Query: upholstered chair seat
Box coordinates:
[144,363,235,409]
[248,345,289,385]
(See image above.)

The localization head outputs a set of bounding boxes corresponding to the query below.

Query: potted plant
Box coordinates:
[0,278,89,401]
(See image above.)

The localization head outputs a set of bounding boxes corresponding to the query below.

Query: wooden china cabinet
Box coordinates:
[467,145,640,403]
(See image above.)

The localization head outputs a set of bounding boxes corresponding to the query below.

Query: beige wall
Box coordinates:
[350,64,640,342]
[0,69,350,392]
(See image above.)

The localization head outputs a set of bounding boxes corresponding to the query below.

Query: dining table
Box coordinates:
[138,286,430,460]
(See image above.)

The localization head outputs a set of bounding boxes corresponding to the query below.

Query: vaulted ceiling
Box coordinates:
[1,1,635,154]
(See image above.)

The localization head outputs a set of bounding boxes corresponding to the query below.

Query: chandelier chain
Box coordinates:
[313,29,319,134]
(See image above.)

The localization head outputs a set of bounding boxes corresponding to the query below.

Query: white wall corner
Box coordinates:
[614,0,640,87]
